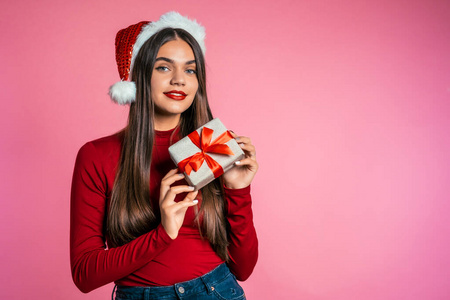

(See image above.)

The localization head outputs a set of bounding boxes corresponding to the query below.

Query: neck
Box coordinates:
[154,114,180,131]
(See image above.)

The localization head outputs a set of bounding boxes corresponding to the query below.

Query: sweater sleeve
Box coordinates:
[70,142,173,293]
[224,185,258,281]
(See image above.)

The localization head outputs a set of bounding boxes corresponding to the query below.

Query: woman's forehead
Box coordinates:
[156,39,196,63]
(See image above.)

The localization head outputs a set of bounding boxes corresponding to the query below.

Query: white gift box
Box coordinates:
[168,118,245,190]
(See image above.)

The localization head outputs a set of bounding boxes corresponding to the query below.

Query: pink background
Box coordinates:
[1,0,449,299]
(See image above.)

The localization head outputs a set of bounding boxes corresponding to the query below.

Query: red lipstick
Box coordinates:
[164,90,187,100]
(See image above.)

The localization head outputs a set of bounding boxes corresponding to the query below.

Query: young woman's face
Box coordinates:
[151,38,199,119]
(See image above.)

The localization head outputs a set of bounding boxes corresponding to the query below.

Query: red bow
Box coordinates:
[178,127,234,178]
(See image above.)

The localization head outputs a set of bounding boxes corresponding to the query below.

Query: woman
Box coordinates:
[70,12,258,299]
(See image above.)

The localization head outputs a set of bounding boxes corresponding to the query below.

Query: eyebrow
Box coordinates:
[155,57,196,65]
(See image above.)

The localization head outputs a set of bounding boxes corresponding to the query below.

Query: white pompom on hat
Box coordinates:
[109,12,206,105]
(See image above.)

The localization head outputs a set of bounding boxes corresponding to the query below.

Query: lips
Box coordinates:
[164,90,187,100]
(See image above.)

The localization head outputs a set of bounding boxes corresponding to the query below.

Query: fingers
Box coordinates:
[229,131,253,148]
[160,185,195,206]
[235,157,259,172]
[235,135,251,145]
[165,185,195,199]
[162,190,198,220]
[178,191,199,208]
[161,170,185,192]
[160,169,185,199]
[234,135,256,159]
[162,168,179,180]
[161,169,185,185]
[238,142,256,159]
[160,190,198,240]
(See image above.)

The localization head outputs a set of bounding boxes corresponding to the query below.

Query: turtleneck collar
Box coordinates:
[155,126,180,146]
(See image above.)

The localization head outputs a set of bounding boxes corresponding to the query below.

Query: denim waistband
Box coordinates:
[114,263,232,300]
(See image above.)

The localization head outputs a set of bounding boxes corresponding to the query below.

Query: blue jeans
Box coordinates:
[113,263,246,300]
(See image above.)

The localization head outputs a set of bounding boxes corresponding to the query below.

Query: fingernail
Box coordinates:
[239,143,244,147]
[179,173,185,177]
[193,200,198,204]
[188,186,195,190]
[235,137,240,141]
[235,161,241,165]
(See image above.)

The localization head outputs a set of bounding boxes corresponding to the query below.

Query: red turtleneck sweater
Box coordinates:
[70,128,258,293]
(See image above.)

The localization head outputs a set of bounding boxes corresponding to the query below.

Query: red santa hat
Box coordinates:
[109,12,206,105]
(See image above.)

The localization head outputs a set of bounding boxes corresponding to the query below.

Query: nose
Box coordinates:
[170,69,186,86]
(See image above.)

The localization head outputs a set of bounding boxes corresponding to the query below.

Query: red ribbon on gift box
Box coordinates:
[178,127,234,178]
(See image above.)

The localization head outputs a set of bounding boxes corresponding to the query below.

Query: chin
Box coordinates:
[154,97,195,116]
[171,101,194,113]
[158,106,190,116]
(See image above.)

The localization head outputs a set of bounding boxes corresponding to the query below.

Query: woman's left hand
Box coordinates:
[222,131,259,189]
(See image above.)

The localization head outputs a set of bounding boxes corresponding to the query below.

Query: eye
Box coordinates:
[185,69,197,75]
[155,66,169,72]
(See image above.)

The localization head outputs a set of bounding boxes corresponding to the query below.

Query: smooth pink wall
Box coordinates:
[1,0,449,299]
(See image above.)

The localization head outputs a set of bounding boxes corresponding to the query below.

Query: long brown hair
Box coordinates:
[107,28,229,260]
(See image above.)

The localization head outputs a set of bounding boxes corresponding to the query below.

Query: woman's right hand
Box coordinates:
[159,169,198,239]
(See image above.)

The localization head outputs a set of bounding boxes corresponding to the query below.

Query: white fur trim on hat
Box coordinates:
[109,81,137,105]
[131,11,206,74]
